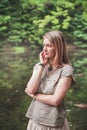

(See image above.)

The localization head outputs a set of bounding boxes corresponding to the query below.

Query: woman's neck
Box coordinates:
[49,61,65,69]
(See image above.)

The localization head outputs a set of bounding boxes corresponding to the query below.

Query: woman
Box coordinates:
[25,31,74,130]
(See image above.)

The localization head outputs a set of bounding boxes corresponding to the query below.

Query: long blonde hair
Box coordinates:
[43,31,69,67]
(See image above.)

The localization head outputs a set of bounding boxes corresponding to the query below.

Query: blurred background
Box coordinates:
[0,0,87,130]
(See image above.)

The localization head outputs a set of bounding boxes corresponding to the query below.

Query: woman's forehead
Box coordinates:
[43,38,51,44]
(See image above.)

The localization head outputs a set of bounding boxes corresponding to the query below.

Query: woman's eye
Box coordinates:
[43,44,53,48]
[48,45,52,47]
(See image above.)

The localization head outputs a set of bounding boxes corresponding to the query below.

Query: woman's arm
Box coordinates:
[30,76,72,106]
[25,64,44,94]
[25,51,48,94]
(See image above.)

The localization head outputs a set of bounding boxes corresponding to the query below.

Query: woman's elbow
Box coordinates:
[52,98,62,107]
[25,87,34,95]
[53,101,59,107]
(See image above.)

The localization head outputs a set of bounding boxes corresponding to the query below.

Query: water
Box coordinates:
[0,45,87,130]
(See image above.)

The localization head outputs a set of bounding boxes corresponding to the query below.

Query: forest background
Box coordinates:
[0,0,87,130]
[0,0,87,47]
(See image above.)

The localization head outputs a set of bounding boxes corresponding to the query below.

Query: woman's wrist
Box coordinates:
[39,63,45,68]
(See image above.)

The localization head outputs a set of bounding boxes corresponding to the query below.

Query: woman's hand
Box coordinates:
[39,51,48,65]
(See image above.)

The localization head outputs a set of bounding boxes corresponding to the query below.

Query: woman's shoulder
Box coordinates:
[61,64,76,84]
[62,63,74,70]
[60,63,74,77]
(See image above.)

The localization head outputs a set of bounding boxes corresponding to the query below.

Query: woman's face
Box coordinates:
[43,38,56,61]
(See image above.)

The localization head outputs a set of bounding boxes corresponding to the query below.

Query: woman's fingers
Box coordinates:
[39,51,48,65]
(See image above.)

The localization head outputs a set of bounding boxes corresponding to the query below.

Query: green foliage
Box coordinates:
[14,46,25,54]
[0,0,87,47]
[0,15,11,40]
[0,15,10,25]
[74,58,87,71]
[73,15,87,48]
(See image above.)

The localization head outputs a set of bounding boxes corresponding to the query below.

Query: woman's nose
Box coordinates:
[43,46,47,51]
